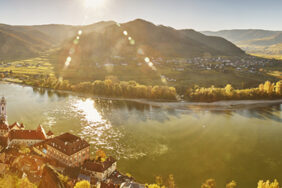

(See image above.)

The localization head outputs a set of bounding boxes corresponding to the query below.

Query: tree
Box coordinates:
[166,174,176,188]
[201,179,216,188]
[226,180,237,188]
[17,177,37,188]
[0,174,37,188]
[95,149,107,161]
[74,180,91,188]
[155,176,163,186]
[225,84,233,96]
[264,81,274,94]
[146,184,165,188]
[257,179,279,188]
[275,81,282,95]
[259,84,264,92]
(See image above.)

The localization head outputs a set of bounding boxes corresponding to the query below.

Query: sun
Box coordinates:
[84,0,105,8]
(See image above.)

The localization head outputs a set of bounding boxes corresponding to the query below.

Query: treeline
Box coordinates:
[26,76,178,100]
[25,75,282,102]
[186,81,282,102]
[201,178,279,188]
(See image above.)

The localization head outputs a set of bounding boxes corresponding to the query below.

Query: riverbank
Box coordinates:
[1,81,281,111]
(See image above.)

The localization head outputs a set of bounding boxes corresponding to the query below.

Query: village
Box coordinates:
[0,97,145,188]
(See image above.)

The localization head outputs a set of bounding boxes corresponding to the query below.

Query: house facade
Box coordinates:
[8,125,47,146]
[46,133,90,167]
[82,157,117,181]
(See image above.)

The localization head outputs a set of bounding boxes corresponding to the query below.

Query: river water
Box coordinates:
[1,82,282,188]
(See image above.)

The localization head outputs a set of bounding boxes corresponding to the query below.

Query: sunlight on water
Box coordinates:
[71,98,126,158]
[74,98,104,123]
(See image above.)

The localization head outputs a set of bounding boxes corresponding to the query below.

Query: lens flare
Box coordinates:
[65,56,72,67]
[123,31,128,36]
[144,57,150,63]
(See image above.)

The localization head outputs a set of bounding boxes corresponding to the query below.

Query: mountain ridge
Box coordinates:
[0,19,245,60]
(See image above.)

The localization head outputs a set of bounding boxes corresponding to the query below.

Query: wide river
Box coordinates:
[1,82,282,188]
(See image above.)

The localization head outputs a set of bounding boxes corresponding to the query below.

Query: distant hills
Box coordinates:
[0,24,54,60]
[0,19,245,60]
[202,30,282,58]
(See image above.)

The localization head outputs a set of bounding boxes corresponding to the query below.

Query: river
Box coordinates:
[1,82,282,188]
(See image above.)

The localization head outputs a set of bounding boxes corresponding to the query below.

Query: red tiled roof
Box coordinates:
[9,122,24,129]
[9,129,47,140]
[47,133,89,156]
[83,157,116,172]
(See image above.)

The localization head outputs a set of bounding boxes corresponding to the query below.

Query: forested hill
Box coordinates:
[0,19,245,60]
[59,19,245,60]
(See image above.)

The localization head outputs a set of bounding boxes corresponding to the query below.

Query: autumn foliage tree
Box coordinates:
[0,174,37,188]
[226,180,237,188]
[201,179,216,188]
[186,81,282,102]
[257,179,279,188]
[27,76,177,100]
[74,180,91,188]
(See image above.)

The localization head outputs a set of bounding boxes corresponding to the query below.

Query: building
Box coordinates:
[0,97,25,136]
[8,125,47,146]
[0,97,9,136]
[9,122,25,130]
[81,156,117,181]
[46,133,90,167]
[0,97,7,124]
[0,121,9,136]
[0,97,51,147]
[46,130,54,139]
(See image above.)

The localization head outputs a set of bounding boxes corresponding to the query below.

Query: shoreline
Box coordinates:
[1,80,282,110]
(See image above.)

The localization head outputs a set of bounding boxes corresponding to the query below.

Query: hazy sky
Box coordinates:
[0,0,281,31]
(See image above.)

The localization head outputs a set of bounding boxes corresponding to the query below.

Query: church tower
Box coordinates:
[0,97,7,124]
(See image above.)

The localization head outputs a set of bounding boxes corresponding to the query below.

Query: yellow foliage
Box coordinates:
[226,180,237,188]
[257,179,279,188]
[146,184,165,188]
[95,149,107,161]
[0,174,37,188]
[58,173,69,183]
[201,179,216,188]
[155,176,163,186]
[74,180,91,188]
[126,173,132,178]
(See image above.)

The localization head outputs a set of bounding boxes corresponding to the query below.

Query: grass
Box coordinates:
[0,52,54,76]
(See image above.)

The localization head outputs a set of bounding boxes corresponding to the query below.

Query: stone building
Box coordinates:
[46,133,90,167]
[81,156,117,181]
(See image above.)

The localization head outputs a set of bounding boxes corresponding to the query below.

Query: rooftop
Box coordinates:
[47,133,89,156]
[82,156,116,172]
[9,129,47,140]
